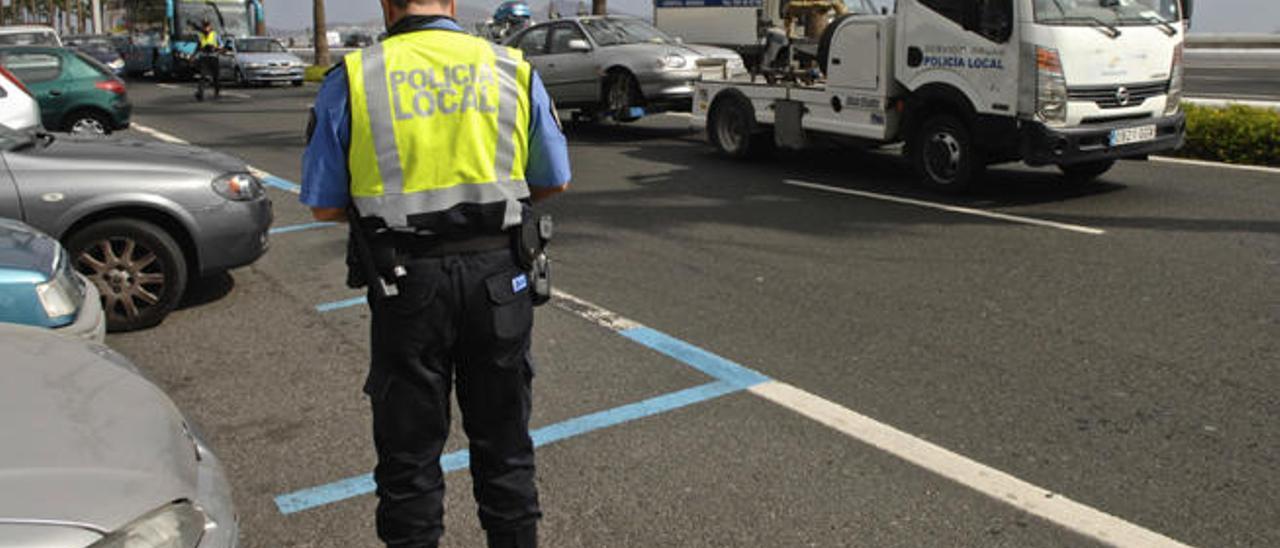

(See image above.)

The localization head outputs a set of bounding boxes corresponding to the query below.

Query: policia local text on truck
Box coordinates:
[690,0,1191,191]
[299,0,572,546]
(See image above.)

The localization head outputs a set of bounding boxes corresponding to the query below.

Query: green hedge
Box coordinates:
[1178,103,1280,167]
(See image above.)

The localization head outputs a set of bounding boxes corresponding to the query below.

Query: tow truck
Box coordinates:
[686,0,1192,190]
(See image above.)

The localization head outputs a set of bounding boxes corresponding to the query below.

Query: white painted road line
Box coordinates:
[1151,156,1280,176]
[154,82,252,99]
[553,289,1192,548]
[783,179,1108,236]
[131,123,190,144]
[749,381,1192,548]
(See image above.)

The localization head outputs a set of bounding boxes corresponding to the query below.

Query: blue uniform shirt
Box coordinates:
[301,18,571,210]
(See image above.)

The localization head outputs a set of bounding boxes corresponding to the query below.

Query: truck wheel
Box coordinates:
[66,218,189,333]
[709,97,765,159]
[1059,160,1115,184]
[910,114,982,193]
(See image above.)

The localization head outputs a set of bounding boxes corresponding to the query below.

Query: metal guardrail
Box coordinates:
[1186,34,1280,49]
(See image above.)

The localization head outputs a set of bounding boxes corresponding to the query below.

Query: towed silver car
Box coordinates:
[506,16,746,121]
[0,124,272,332]
[0,323,238,547]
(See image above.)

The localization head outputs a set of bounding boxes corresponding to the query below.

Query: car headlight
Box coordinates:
[659,54,688,70]
[87,502,207,548]
[212,173,265,201]
[36,252,84,319]
[246,62,266,68]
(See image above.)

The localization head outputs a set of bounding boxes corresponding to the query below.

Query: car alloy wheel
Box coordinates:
[77,237,167,324]
[67,218,189,332]
[70,116,108,136]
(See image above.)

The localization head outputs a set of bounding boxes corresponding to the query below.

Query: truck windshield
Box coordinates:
[177,1,251,38]
[1034,0,1181,26]
[582,18,676,46]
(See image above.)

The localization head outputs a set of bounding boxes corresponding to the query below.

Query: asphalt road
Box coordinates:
[105,81,1279,548]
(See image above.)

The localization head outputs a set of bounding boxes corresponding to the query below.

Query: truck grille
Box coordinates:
[1068,82,1168,109]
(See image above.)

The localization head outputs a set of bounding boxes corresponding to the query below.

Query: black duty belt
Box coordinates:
[393,232,511,258]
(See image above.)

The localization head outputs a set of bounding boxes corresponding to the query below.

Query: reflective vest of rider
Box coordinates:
[345,30,533,232]
[199,31,219,49]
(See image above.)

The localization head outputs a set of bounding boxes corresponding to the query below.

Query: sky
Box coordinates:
[263,0,1279,33]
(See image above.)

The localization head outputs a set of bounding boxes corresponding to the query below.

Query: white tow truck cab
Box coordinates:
[690,0,1190,191]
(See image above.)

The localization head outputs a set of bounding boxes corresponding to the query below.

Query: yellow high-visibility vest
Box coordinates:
[346,30,533,231]
[198,31,219,49]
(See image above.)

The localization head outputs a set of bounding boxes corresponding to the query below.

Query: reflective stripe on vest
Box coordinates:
[199,31,219,48]
[346,31,532,231]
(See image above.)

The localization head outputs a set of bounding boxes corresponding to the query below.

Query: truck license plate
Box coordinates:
[1110,125,1157,147]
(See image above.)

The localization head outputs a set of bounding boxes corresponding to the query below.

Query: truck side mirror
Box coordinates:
[1182,0,1193,20]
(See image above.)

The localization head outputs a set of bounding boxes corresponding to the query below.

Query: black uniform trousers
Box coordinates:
[196,53,220,98]
[366,248,540,548]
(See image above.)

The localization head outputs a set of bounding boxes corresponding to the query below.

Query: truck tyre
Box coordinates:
[708,96,766,159]
[1059,160,1115,184]
[66,218,189,333]
[910,113,983,193]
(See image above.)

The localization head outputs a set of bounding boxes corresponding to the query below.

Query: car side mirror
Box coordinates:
[568,39,591,52]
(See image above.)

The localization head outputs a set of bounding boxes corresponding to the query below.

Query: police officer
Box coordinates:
[194,20,222,101]
[299,0,571,546]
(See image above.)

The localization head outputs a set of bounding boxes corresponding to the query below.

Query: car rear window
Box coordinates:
[1,52,62,83]
[70,50,113,78]
[0,31,59,47]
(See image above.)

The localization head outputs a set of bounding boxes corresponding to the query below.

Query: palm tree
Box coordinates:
[313,0,330,67]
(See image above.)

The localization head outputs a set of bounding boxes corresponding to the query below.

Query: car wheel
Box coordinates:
[708,96,769,160]
[66,110,113,136]
[602,70,642,122]
[909,113,983,193]
[67,219,189,333]
[1059,159,1115,184]
[236,67,248,86]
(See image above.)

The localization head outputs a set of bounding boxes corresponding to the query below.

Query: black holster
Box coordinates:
[513,211,553,306]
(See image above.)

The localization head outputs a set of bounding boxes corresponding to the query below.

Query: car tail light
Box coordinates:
[95,79,127,95]
[0,65,33,97]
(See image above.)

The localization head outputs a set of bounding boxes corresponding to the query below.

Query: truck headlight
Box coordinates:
[87,502,207,548]
[659,54,688,70]
[1165,43,1183,116]
[1036,46,1068,125]
[212,173,265,201]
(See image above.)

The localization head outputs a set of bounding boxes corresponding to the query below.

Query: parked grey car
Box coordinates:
[0,323,239,547]
[506,16,746,121]
[226,37,305,86]
[0,124,272,332]
[0,218,106,342]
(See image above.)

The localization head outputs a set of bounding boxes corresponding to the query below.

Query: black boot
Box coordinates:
[485,524,536,548]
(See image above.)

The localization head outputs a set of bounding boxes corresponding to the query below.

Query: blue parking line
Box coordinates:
[262,175,301,193]
[316,296,366,313]
[619,327,770,389]
[269,221,337,235]
[274,380,742,514]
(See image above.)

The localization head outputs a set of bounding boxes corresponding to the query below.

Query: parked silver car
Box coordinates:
[0,124,272,332]
[226,37,305,87]
[0,323,238,548]
[505,16,746,121]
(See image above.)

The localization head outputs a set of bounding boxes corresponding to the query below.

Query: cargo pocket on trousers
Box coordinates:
[484,270,533,367]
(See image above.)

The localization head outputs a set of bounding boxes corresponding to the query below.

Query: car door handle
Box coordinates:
[48,90,62,96]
